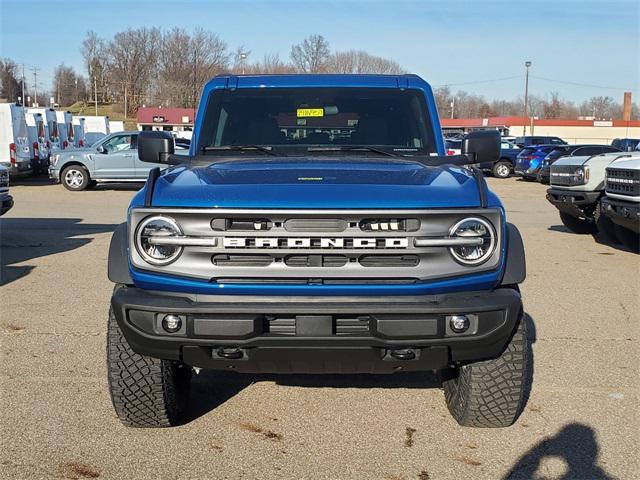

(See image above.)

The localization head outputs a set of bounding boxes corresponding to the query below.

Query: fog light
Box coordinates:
[449,315,470,333]
[162,314,182,333]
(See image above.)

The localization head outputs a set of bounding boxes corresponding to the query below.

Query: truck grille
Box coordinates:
[129,208,503,284]
[550,165,580,186]
[606,168,640,196]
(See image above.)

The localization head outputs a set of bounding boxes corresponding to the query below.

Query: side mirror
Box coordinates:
[462,130,500,164]
[96,145,105,154]
[137,131,176,164]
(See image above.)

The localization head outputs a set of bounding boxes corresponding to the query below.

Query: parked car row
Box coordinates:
[546,142,640,252]
[0,102,116,178]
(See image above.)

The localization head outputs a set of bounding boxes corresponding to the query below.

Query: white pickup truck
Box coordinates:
[546,144,640,242]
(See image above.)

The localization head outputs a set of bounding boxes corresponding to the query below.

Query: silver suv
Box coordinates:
[49,131,187,191]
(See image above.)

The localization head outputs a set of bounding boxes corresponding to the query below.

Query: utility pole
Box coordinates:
[94,76,98,116]
[450,97,455,119]
[238,51,249,75]
[75,78,78,104]
[31,67,40,107]
[124,83,127,121]
[523,61,531,136]
[21,64,26,105]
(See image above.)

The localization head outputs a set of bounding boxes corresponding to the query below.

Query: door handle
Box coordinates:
[123,154,133,158]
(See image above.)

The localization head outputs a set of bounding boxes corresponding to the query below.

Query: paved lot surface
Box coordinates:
[1,176,638,480]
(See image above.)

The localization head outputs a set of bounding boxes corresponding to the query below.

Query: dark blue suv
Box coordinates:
[106,74,529,429]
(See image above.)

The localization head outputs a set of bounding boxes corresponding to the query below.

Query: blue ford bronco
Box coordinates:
[107,74,529,428]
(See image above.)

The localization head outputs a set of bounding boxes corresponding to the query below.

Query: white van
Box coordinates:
[83,115,110,145]
[72,117,87,147]
[0,103,32,176]
[55,111,76,149]
[25,111,50,174]
[109,120,124,133]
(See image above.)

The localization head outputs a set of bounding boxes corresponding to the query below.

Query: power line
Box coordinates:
[434,75,522,87]
[530,75,639,92]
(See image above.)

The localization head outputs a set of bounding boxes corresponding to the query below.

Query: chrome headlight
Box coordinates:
[573,166,589,184]
[449,217,496,265]
[135,215,183,265]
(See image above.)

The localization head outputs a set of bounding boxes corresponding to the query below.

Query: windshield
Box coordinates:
[198,87,436,156]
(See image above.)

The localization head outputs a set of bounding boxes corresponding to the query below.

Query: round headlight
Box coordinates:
[135,215,183,265]
[574,167,585,183]
[449,217,496,265]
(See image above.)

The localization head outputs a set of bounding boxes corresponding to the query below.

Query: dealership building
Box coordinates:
[441,116,640,144]
[136,107,195,138]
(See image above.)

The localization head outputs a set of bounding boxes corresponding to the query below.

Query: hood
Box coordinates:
[553,151,634,168]
[608,157,640,170]
[149,157,483,209]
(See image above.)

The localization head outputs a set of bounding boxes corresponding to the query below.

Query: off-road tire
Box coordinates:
[492,161,511,178]
[107,303,192,427]
[594,203,620,244]
[559,211,596,234]
[443,315,530,428]
[61,165,91,191]
[615,225,639,253]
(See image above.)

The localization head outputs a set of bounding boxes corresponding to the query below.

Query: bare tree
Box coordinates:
[108,27,161,115]
[290,35,330,73]
[189,28,230,107]
[327,50,403,74]
[81,31,108,103]
[580,96,616,119]
[0,58,23,102]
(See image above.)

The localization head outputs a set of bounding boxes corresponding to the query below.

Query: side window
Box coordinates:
[102,135,133,153]
[575,147,597,156]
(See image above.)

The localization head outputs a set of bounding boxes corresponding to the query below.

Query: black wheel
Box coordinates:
[443,315,530,428]
[492,161,511,178]
[107,301,192,427]
[615,225,639,253]
[61,165,91,191]
[559,211,596,234]
[594,203,620,244]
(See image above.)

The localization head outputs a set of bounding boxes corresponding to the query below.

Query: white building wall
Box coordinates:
[507,124,640,145]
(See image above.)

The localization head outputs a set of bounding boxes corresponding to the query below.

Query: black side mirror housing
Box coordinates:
[462,130,500,164]
[137,131,176,164]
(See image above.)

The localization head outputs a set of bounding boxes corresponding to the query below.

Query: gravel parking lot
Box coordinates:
[1,177,638,480]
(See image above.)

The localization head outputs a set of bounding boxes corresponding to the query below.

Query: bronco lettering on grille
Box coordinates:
[222,237,409,248]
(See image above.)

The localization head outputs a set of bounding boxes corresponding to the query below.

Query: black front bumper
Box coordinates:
[0,194,13,216]
[602,197,640,233]
[546,188,601,219]
[111,287,522,374]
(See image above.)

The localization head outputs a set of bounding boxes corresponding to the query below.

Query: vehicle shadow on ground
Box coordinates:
[186,313,537,426]
[0,218,117,286]
[548,225,637,253]
[8,176,52,187]
[504,423,614,480]
[92,183,144,192]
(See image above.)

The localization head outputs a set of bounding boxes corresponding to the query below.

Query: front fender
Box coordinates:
[108,223,132,285]
[500,223,526,286]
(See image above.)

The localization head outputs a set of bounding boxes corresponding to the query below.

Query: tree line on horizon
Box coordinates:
[0,29,637,121]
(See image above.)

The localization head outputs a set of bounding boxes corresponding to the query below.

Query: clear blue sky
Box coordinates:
[1,0,638,103]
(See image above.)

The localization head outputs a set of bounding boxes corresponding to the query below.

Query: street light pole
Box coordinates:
[238,51,249,75]
[523,61,531,136]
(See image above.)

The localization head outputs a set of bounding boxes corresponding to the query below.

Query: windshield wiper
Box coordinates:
[306,145,401,157]
[202,145,283,157]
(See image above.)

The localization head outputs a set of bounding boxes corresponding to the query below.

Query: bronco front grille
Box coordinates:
[129,208,503,283]
[606,168,640,196]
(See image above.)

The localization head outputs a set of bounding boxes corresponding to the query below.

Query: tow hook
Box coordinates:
[217,347,244,360]
[390,349,417,360]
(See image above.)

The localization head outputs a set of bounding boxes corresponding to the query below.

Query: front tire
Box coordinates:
[107,304,192,427]
[594,203,620,244]
[443,315,530,428]
[615,225,639,253]
[61,165,91,191]
[492,161,511,178]
[559,211,596,234]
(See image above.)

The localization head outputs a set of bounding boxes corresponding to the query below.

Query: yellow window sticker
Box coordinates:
[297,108,324,117]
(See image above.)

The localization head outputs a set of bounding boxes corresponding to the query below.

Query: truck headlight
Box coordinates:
[51,154,60,167]
[449,217,496,265]
[574,166,589,184]
[135,215,183,265]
